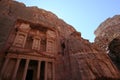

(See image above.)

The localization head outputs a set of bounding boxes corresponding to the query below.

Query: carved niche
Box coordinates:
[46,30,56,53]
[13,21,57,54]
[32,30,41,51]
[13,23,30,48]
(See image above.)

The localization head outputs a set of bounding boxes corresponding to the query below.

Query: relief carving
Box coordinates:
[19,23,31,32]
[47,30,56,39]
[32,38,41,51]
[46,30,56,53]
[13,32,26,47]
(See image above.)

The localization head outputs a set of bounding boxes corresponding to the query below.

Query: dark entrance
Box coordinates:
[40,61,45,80]
[108,38,120,70]
[26,69,33,80]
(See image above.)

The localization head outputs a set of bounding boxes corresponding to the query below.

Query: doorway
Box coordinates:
[108,38,120,69]
[40,61,45,80]
[26,69,33,80]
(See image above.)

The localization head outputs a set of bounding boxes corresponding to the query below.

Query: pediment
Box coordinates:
[24,51,55,58]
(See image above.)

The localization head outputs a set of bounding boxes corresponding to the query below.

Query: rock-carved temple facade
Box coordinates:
[0,0,120,80]
[2,20,56,80]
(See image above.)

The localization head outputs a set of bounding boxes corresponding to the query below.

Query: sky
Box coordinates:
[15,0,120,42]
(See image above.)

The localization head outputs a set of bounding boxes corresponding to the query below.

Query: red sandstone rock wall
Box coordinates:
[65,32,120,79]
[55,31,120,80]
[94,15,120,50]
[95,15,120,71]
[0,14,15,54]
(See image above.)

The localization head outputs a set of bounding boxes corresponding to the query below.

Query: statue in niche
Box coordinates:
[13,33,25,47]
[46,30,56,53]
[32,38,40,50]
[47,30,56,39]
[13,23,30,47]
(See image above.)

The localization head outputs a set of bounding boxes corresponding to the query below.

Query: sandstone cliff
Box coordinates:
[95,15,120,71]
[0,0,120,80]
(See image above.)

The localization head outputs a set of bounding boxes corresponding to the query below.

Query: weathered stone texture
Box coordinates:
[0,14,15,54]
[95,15,120,71]
[65,32,120,79]
[0,0,120,80]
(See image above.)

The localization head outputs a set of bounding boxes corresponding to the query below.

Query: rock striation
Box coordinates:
[95,15,120,70]
[0,0,120,80]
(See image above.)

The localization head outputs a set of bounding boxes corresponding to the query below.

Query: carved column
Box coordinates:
[32,37,41,51]
[13,31,27,48]
[13,31,19,46]
[46,30,56,54]
[52,62,55,80]
[45,61,48,80]
[22,59,30,80]
[37,61,41,80]
[22,33,27,48]
[12,58,21,80]
[0,57,9,76]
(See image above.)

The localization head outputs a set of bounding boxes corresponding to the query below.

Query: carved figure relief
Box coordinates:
[46,30,56,53]
[13,32,26,47]
[32,38,40,51]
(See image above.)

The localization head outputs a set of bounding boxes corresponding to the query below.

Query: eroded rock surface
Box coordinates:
[0,0,120,80]
[95,15,120,71]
